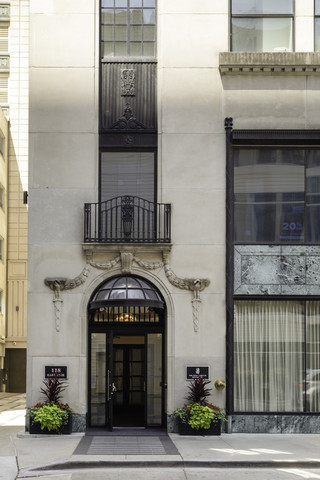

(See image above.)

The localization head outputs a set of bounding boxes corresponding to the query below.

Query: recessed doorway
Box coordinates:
[88,276,165,430]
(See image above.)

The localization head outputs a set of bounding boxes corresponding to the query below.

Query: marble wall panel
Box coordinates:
[231,415,320,433]
[234,245,320,295]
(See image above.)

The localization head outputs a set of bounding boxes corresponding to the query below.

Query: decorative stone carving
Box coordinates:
[111,103,146,130]
[46,250,210,333]
[121,69,135,96]
[121,252,134,274]
[44,267,90,332]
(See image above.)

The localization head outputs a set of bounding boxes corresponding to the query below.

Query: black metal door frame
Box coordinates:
[88,325,165,429]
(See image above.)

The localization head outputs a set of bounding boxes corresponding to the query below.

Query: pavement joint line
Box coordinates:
[24,460,320,472]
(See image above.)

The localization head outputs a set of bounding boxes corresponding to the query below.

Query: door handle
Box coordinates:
[107,370,111,401]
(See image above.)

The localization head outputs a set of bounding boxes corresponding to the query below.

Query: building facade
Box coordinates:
[0,0,28,394]
[28,0,320,433]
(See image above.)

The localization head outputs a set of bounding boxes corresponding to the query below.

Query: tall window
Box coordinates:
[231,0,294,52]
[101,0,156,58]
[234,300,320,413]
[100,151,155,203]
[316,0,320,51]
[234,148,320,243]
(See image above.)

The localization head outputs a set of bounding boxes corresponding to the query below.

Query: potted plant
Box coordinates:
[27,375,74,434]
[173,378,227,436]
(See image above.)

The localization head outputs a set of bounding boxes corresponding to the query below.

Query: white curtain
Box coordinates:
[306,301,320,412]
[234,300,304,412]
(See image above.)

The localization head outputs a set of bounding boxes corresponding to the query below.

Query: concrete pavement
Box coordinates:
[2,393,320,479]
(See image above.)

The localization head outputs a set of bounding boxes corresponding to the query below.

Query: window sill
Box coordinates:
[219,52,320,75]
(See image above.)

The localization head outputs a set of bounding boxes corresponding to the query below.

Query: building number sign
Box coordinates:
[45,366,67,379]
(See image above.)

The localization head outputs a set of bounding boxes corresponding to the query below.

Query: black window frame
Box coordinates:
[230,0,295,52]
[225,121,320,416]
[100,0,157,59]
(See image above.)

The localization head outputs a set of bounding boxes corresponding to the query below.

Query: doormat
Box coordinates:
[73,435,179,455]
[85,427,168,436]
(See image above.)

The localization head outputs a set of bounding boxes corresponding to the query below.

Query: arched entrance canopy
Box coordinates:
[89,276,165,310]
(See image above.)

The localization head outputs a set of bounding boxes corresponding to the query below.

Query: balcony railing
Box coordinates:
[84,196,171,243]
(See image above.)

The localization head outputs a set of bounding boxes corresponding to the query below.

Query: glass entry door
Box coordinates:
[89,332,163,428]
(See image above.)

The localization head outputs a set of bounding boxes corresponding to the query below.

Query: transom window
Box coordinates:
[234,148,320,243]
[101,0,156,58]
[231,0,294,52]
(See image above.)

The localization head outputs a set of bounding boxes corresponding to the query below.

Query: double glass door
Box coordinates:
[90,332,163,429]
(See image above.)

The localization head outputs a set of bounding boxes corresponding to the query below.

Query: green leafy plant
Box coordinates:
[187,403,215,430]
[32,403,68,432]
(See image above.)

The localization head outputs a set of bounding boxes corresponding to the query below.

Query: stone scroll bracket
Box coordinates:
[45,249,210,333]
[44,267,90,332]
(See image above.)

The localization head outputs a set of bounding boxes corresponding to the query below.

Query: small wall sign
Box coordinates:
[45,366,67,379]
[186,366,210,380]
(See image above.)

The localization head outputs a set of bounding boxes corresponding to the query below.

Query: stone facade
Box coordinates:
[28,0,320,432]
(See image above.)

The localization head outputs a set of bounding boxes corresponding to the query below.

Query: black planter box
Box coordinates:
[29,414,72,435]
[178,419,221,436]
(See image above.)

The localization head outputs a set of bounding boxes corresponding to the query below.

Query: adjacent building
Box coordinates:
[0,0,28,394]
[28,1,320,433]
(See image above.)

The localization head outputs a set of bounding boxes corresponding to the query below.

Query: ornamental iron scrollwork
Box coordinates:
[111,103,146,130]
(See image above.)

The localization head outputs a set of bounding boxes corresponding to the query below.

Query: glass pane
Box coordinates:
[102,0,114,6]
[306,302,320,412]
[232,0,294,14]
[130,8,143,23]
[114,41,127,55]
[102,10,114,24]
[316,0,320,15]
[115,9,127,23]
[143,8,155,24]
[232,17,293,52]
[143,42,155,56]
[234,149,304,242]
[101,152,155,202]
[115,25,127,41]
[130,42,142,55]
[306,150,320,242]
[143,25,155,41]
[102,26,114,41]
[90,333,106,426]
[131,25,142,40]
[234,202,304,243]
[147,333,162,425]
[130,0,142,6]
[234,301,304,412]
[130,348,143,361]
[115,0,127,6]
[144,0,155,6]
[315,19,320,54]
[130,362,143,375]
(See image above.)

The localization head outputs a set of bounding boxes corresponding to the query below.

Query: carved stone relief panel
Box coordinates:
[234,245,320,295]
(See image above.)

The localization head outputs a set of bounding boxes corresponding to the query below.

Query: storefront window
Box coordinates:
[234,300,320,413]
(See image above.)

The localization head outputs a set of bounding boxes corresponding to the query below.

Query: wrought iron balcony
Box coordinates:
[84,196,171,244]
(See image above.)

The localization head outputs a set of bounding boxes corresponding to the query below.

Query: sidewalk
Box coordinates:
[2,394,320,478]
